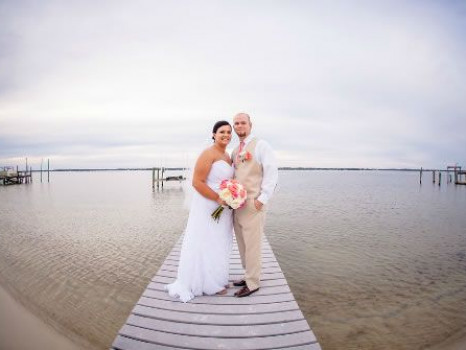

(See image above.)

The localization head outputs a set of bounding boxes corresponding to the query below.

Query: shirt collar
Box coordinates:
[242,134,255,145]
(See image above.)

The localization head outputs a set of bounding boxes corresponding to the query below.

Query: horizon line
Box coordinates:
[26,166,441,172]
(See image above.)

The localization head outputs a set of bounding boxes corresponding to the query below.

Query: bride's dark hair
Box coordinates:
[212,120,231,141]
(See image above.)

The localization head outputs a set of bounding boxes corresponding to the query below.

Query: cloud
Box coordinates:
[1,0,465,169]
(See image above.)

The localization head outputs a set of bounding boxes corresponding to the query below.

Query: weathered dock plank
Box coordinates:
[112,236,321,350]
[132,304,304,324]
[116,325,316,350]
[136,297,301,315]
[126,315,311,337]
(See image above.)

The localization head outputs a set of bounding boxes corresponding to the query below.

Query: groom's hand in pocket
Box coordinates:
[254,199,263,211]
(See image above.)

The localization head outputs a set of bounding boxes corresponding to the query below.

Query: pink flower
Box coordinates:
[238,150,253,164]
[211,179,248,222]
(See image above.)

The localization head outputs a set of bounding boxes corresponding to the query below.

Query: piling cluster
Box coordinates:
[420,165,466,186]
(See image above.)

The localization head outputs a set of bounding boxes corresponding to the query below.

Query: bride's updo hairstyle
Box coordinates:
[212,120,231,141]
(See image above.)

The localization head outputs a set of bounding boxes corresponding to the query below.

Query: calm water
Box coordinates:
[1,170,465,349]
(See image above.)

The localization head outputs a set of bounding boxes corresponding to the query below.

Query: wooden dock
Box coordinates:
[0,168,32,185]
[152,167,186,189]
[112,237,321,350]
[447,165,466,185]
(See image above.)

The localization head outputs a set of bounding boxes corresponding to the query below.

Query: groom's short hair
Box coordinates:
[235,112,251,124]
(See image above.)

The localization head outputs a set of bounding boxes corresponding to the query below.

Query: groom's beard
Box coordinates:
[236,132,247,138]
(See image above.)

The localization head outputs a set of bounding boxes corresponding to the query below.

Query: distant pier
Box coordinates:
[447,165,466,185]
[1,158,51,185]
[0,167,32,186]
[152,167,186,189]
[422,165,466,186]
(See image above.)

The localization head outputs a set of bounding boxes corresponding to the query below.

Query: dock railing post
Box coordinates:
[47,159,50,183]
[420,167,423,184]
[432,170,435,183]
[438,171,441,186]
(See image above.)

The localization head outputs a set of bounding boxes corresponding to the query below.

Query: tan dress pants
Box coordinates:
[233,199,266,291]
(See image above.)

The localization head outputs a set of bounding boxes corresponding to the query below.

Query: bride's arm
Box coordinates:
[192,151,224,204]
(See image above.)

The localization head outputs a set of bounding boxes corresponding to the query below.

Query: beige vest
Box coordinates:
[233,138,263,200]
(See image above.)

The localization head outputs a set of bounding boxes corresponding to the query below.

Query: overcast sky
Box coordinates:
[1,0,465,169]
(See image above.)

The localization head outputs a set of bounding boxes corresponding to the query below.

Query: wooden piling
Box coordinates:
[420,167,423,184]
[432,170,435,183]
[161,167,165,189]
[152,168,155,189]
[438,171,441,186]
[47,159,50,183]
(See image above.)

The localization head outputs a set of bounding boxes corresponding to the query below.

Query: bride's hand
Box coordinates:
[216,197,227,206]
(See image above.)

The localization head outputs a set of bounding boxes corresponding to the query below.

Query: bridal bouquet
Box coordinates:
[211,179,247,222]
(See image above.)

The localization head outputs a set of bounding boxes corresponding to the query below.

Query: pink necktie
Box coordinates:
[237,141,245,164]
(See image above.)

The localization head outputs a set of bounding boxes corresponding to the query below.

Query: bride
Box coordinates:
[166,121,234,302]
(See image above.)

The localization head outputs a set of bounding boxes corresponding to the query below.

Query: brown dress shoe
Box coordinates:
[233,279,246,287]
[234,286,259,298]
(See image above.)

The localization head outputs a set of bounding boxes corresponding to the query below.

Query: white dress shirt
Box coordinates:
[239,134,278,205]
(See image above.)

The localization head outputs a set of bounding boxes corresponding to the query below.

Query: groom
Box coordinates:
[232,113,278,297]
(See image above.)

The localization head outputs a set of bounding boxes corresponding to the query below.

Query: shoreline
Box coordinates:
[0,284,85,350]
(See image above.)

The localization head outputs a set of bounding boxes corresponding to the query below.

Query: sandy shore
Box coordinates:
[0,285,85,350]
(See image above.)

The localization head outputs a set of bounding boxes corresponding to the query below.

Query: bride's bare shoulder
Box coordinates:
[196,147,216,165]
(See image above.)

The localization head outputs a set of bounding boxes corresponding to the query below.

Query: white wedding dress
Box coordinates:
[166,160,234,302]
